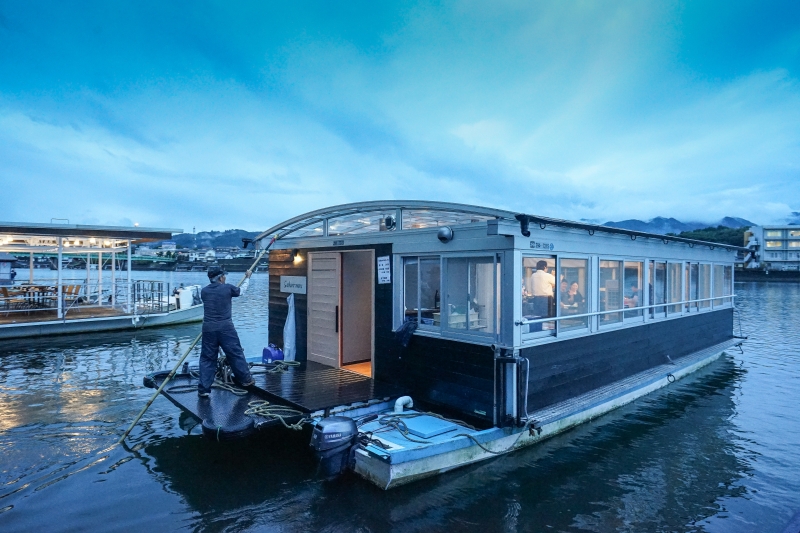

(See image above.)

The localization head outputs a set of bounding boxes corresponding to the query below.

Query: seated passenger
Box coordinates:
[561,281,585,311]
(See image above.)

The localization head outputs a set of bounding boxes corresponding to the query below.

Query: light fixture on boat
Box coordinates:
[63,241,70,248]
[437,226,454,243]
[89,238,96,245]
[103,240,111,246]
[291,249,303,263]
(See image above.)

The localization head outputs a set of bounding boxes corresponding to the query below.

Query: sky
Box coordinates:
[1,1,799,232]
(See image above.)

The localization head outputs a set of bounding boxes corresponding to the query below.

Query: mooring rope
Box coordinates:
[243,400,308,430]
[250,360,301,374]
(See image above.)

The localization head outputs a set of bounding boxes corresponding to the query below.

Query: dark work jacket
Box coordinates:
[201,282,241,331]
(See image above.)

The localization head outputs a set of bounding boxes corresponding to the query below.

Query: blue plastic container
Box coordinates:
[262,344,284,363]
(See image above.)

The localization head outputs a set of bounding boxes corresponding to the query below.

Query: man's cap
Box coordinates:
[207,265,227,280]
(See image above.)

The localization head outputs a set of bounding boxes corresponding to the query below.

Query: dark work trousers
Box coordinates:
[198,327,253,394]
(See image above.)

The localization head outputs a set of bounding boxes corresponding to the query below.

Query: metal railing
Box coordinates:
[0,278,173,320]
[516,294,736,328]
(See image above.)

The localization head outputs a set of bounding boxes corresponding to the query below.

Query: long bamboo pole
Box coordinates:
[118,238,275,444]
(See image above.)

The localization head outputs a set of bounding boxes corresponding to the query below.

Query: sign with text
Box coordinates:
[529,240,555,251]
[377,256,391,284]
[280,276,307,294]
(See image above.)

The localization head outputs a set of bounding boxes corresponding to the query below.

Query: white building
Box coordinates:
[745,225,800,270]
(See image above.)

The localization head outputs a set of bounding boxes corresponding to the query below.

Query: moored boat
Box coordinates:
[148,201,745,488]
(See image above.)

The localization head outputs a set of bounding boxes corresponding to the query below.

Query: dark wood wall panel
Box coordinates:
[521,308,734,411]
[267,249,309,362]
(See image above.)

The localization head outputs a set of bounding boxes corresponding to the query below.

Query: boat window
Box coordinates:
[599,260,622,325]
[667,263,682,314]
[723,265,733,305]
[444,256,499,335]
[713,264,725,306]
[558,258,588,331]
[765,230,783,238]
[623,261,643,319]
[649,261,667,317]
[765,241,782,248]
[403,256,441,330]
[328,211,397,236]
[698,264,711,309]
[686,263,699,312]
[282,220,324,239]
[522,256,556,336]
[401,209,494,230]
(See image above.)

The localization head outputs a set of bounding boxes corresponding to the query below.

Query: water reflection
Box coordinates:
[0,278,798,532]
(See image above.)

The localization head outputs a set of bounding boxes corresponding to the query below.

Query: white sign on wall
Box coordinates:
[280,276,307,294]
[377,256,391,284]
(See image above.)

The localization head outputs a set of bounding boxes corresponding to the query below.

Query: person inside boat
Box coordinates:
[197,266,254,398]
[531,260,556,317]
[624,283,640,308]
[561,281,585,313]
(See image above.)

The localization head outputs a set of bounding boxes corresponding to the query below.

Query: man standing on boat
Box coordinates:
[197,265,254,398]
[531,260,556,318]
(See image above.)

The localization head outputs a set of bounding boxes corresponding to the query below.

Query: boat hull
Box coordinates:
[353,339,739,489]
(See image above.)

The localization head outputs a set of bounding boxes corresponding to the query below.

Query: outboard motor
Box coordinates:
[309,416,358,478]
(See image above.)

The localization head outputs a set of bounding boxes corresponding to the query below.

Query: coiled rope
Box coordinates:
[250,360,301,374]
[244,400,308,430]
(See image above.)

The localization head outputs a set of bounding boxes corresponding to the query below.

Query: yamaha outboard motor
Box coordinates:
[310,416,358,478]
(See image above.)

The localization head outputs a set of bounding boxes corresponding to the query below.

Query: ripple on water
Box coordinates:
[0,277,799,532]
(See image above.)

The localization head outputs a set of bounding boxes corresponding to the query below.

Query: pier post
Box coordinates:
[111,251,116,307]
[57,237,63,319]
[29,251,33,284]
[126,240,132,314]
[98,251,103,306]
[86,252,91,300]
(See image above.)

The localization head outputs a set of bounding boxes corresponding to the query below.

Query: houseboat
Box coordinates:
[0,221,203,339]
[145,201,744,489]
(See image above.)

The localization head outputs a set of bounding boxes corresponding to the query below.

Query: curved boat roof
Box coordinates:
[254,200,746,252]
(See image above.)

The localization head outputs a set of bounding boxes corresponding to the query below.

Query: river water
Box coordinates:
[0,274,798,532]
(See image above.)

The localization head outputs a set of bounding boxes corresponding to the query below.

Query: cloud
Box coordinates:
[0,1,798,229]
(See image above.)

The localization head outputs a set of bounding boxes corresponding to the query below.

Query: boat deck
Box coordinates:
[146,361,408,440]
[252,361,402,414]
[0,306,126,325]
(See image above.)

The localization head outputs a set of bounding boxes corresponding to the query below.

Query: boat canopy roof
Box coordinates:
[255,200,748,252]
[0,221,181,254]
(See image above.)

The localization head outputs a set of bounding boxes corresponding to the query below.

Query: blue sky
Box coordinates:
[1,1,799,231]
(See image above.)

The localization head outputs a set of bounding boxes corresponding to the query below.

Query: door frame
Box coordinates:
[339,249,375,373]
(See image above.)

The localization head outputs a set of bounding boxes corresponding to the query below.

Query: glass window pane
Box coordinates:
[724,265,733,305]
[403,258,418,322]
[599,260,622,325]
[713,264,725,306]
[668,263,682,314]
[559,258,588,331]
[445,257,496,334]
[402,209,493,230]
[789,230,800,238]
[765,241,782,248]
[765,230,783,238]
[521,256,556,335]
[698,264,711,309]
[623,261,643,319]
[650,261,667,317]
[282,220,325,239]
[789,241,800,248]
[329,211,397,236]
[419,258,441,327]
[686,263,699,311]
